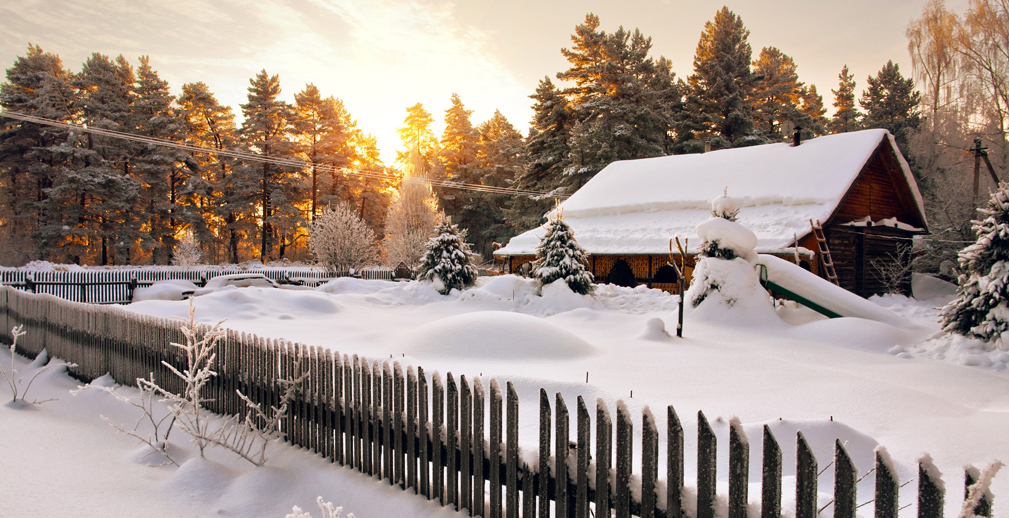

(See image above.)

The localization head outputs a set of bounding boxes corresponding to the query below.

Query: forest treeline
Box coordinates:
[0,3,1003,272]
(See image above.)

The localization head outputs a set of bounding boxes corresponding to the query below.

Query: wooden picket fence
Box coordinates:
[0,285,996,518]
[0,268,394,304]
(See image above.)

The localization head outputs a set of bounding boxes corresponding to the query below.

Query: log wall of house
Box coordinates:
[825,226,914,297]
[830,143,925,229]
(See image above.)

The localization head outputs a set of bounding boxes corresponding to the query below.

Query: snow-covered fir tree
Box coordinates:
[698,191,741,259]
[532,214,594,295]
[941,183,1009,347]
[416,220,478,295]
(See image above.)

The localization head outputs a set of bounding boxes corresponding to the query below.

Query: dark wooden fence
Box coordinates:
[0,286,996,518]
[0,268,394,304]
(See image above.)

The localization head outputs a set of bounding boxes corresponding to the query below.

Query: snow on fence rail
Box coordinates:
[0,268,393,304]
[0,286,995,518]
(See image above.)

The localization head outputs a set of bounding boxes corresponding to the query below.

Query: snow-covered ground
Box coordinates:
[3,273,1007,517]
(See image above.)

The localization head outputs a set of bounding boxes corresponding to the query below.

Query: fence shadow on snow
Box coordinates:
[0,286,995,518]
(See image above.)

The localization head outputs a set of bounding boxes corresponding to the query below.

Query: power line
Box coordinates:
[0,110,567,200]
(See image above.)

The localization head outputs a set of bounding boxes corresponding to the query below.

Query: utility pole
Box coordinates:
[971,137,1000,202]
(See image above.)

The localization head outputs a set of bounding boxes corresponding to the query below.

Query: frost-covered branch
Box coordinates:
[2,326,77,404]
[210,361,308,466]
[286,497,355,518]
[77,372,179,466]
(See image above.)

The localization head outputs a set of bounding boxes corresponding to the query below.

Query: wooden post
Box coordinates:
[447,373,459,508]
[761,426,781,518]
[344,354,355,467]
[506,382,519,518]
[556,393,571,518]
[383,361,393,484]
[615,402,632,518]
[576,396,591,518]
[461,376,472,511]
[834,440,857,518]
[473,378,486,517]
[419,367,430,498]
[433,373,445,504]
[407,366,418,493]
[539,389,551,518]
[917,455,943,518]
[362,357,373,475]
[728,419,748,518]
[697,411,717,518]
[596,400,612,518]
[796,431,817,518]
[372,361,382,479]
[965,466,992,518]
[641,406,659,518]
[874,451,898,518]
[667,406,684,518]
[394,362,405,488]
[489,380,503,518]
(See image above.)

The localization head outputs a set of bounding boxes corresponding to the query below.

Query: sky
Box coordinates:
[0,0,971,164]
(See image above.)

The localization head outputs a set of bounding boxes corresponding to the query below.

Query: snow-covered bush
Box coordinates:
[2,326,76,405]
[941,183,1009,348]
[416,220,478,294]
[171,231,203,268]
[286,497,355,518]
[310,203,380,272]
[532,215,593,295]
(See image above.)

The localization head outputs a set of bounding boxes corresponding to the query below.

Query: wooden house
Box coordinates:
[494,129,927,297]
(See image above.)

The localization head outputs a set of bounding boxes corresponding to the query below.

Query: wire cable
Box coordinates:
[0,110,567,199]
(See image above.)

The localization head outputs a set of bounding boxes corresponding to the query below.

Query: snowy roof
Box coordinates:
[497,129,925,256]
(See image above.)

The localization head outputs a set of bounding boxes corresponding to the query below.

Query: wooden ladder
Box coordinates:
[810,220,840,286]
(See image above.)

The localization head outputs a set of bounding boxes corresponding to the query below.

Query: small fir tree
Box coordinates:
[532,214,594,294]
[698,192,741,260]
[941,183,1009,346]
[416,220,478,294]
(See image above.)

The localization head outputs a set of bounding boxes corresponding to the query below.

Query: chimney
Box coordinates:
[704,140,711,153]
[792,127,802,146]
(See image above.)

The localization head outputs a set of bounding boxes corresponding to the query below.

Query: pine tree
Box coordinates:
[521,77,573,192]
[416,220,478,294]
[348,132,394,236]
[674,7,757,152]
[830,65,862,133]
[556,14,679,187]
[294,84,355,222]
[435,93,479,223]
[472,110,526,258]
[237,70,299,263]
[532,214,594,294]
[132,56,188,264]
[178,81,243,263]
[941,183,1009,347]
[799,85,828,136]
[0,44,78,262]
[750,46,804,140]
[860,60,922,156]
[64,53,143,265]
[395,103,437,177]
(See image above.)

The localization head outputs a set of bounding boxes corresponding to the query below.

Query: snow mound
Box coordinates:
[317,277,396,295]
[127,288,342,322]
[903,333,1009,370]
[592,283,679,314]
[686,258,780,327]
[407,311,595,360]
[911,273,957,302]
[132,279,199,302]
[742,418,880,481]
[638,318,672,341]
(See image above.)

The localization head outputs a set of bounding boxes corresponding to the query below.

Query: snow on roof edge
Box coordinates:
[886,131,927,228]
